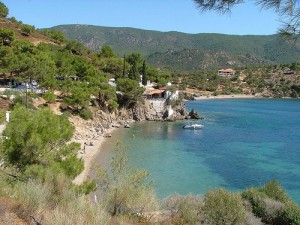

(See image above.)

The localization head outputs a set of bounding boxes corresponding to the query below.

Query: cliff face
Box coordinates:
[70,99,189,141]
[118,99,188,122]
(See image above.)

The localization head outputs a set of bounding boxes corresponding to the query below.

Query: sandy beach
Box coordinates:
[72,94,259,185]
[194,94,260,100]
[72,126,117,185]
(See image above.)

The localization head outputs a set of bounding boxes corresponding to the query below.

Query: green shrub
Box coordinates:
[259,180,290,203]
[43,195,110,225]
[261,198,285,224]
[20,24,35,36]
[73,181,97,195]
[163,194,203,224]
[44,91,56,103]
[245,210,264,225]
[242,188,268,218]
[12,179,50,214]
[59,156,84,179]
[96,142,159,216]
[280,201,300,225]
[203,188,245,225]
[3,89,18,97]
[79,108,93,120]
[242,187,286,224]
[11,94,34,109]
[0,109,5,124]
[28,92,39,99]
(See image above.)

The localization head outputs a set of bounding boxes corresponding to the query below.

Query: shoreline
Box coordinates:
[194,94,260,100]
[72,126,118,185]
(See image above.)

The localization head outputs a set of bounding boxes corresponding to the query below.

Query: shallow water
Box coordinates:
[96,99,300,204]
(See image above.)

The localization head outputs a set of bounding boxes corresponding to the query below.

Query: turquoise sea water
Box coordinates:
[99,99,300,204]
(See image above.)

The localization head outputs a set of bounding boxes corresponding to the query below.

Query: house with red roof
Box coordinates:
[218,68,236,76]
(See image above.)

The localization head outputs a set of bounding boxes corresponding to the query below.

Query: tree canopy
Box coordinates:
[194,0,300,39]
[0,1,8,18]
[0,106,79,175]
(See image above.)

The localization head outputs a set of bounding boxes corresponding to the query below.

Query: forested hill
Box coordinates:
[51,24,300,71]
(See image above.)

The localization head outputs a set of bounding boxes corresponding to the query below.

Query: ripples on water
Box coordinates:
[99,99,300,204]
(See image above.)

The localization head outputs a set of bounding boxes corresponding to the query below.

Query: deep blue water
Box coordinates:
[100,99,300,204]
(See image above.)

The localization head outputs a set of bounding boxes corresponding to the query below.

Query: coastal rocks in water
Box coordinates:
[188,109,204,120]
[123,99,189,121]
[165,103,189,121]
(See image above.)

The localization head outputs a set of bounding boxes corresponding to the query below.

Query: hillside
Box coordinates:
[51,24,300,71]
[0,18,56,45]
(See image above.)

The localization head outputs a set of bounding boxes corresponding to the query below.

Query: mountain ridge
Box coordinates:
[51,24,300,71]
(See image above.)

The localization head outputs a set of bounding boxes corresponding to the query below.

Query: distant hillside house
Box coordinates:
[218,68,235,76]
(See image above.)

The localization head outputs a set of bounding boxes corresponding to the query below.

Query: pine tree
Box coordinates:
[142,60,148,85]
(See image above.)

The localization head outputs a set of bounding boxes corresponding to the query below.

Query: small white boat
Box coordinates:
[183,123,204,130]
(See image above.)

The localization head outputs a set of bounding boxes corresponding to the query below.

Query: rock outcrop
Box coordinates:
[188,108,204,120]
[70,99,190,141]
[118,99,188,122]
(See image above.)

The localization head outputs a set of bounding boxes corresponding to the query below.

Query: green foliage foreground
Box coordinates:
[0,108,300,225]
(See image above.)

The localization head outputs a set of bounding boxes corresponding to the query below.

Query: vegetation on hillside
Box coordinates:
[51,24,300,72]
[0,8,171,115]
[173,63,300,98]
[0,1,300,224]
[1,114,300,224]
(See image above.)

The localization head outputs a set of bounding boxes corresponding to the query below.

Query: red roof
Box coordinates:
[147,89,165,95]
[218,68,235,73]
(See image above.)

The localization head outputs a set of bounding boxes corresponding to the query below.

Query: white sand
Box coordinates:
[72,127,117,185]
[194,94,260,100]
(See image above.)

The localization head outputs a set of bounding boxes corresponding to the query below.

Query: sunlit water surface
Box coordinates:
[97,99,300,204]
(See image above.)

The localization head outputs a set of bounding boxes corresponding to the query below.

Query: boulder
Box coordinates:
[188,109,204,120]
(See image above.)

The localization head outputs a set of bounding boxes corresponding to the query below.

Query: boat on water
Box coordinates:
[183,123,204,130]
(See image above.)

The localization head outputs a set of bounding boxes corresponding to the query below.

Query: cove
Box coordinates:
[98,99,300,204]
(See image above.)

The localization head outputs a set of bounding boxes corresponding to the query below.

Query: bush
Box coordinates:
[242,187,286,224]
[280,201,300,225]
[73,181,97,195]
[20,24,35,36]
[0,109,5,124]
[0,2,9,18]
[163,194,203,224]
[261,198,285,224]
[242,188,268,218]
[79,108,93,120]
[59,155,84,179]
[259,180,290,203]
[96,142,159,216]
[245,210,264,225]
[44,91,56,103]
[7,178,110,225]
[203,188,245,225]
[11,94,35,109]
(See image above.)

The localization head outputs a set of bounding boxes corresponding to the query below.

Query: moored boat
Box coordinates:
[183,123,204,130]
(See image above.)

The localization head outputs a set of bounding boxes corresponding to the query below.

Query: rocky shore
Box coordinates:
[71,98,199,184]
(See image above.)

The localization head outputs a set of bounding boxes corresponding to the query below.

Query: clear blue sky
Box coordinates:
[2,0,281,35]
